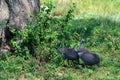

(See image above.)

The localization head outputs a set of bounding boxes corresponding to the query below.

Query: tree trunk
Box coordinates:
[5,0,40,29]
[0,0,9,38]
[0,0,40,53]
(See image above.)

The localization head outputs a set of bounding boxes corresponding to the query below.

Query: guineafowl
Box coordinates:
[78,51,100,66]
[77,39,100,66]
[56,42,79,64]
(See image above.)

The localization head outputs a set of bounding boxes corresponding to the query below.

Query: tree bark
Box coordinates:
[5,0,40,29]
[0,0,9,38]
[0,0,40,53]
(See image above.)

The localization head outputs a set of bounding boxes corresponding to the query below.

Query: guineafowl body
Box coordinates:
[77,40,100,66]
[57,42,79,64]
[78,51,100,66]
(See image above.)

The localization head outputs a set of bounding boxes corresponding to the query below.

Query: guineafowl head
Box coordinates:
[74,39,85,54]
[56,41,61,48]
[80,39,85,48]
[56,41,63,54]
[80,39,85,45]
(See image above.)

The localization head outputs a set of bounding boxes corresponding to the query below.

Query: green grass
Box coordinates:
[42,0,120,20]
[0,0,120,80]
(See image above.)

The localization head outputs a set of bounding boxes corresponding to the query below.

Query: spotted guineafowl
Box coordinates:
[56,42,79,64]
[77,40,100,66]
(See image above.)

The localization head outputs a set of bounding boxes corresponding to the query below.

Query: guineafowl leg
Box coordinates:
[97,63,100,67]
[62,60,67,67]
[67,59,70,65]
[76,59,80,64]
[80,63,86,68]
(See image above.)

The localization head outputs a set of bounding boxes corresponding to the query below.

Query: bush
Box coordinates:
[9,3,76,62]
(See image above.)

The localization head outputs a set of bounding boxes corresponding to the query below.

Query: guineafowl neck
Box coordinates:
[80,40,84,48]
[80,43,84,48]
[56,42,63,54]
[57,48,64,54]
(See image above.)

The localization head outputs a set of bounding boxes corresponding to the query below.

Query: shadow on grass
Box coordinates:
[70,17,120,38]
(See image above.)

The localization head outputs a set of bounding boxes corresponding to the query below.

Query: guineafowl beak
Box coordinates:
[74,49,81,54]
